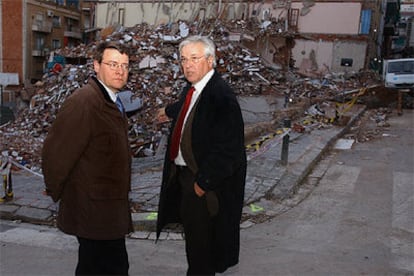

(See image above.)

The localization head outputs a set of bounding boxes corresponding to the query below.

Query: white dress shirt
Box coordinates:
[174,69,214,166]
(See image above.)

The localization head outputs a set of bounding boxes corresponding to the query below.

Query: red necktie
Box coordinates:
[170,86,195,161]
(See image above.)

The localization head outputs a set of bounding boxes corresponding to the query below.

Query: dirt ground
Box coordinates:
[359,85,414,110]
[343,85,413,144]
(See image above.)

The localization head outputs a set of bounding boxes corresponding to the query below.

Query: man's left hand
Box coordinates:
[194,182,205,197]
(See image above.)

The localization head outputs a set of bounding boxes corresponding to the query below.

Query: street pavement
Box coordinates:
[0,104,366,240]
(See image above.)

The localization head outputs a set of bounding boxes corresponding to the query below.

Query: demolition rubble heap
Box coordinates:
[0,19,381,173]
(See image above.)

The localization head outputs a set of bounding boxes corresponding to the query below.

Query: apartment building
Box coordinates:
[1,0,84,83]
[1,0,404,83]
[398,0,414,56]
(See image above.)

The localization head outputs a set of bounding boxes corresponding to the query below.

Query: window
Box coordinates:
[52,39,61,50]
[33,13,44,27]
[52,15,61,28]
[34,14,44,21]
[288,9,299,30]
[66,0,79,9]
[66,17,79,31]
[83,16,91,29]
[118,8,125,25]
[360,9,372,35]
[388,61,414,74]
[34,34,45,50]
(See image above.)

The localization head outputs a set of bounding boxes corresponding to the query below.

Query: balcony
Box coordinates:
[64,27,82,39]
[32,21,52,33]
[32,50,46,57]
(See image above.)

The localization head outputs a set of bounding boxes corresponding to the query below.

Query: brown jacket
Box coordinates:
[42,77,133,240]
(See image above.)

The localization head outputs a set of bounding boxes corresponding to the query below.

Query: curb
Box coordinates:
[0,105,367,238]
[271,105,366,200]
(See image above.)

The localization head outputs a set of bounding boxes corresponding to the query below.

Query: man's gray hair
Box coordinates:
[179,35,217,67]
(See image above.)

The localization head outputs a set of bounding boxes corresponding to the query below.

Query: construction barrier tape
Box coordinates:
[245,128,286,151]
[6,158,43,178]
[336,87,368,116]
[246,128,291,161]
[1,158,13,202]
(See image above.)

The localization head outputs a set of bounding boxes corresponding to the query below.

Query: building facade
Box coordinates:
[1,0,83,83]
[2,0,406,83]
[85,0,387,74]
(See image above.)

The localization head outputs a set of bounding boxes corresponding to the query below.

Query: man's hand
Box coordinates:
[156,107,170,123]
[194,182,205,197]
[42,189,51,196]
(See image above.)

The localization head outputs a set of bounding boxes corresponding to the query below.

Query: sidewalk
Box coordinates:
[0,104,366,239]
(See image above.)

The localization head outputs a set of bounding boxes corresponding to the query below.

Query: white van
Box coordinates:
[383,58,414,90]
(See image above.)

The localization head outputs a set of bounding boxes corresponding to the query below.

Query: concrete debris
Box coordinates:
[0,19,382,173]
[118,90,143,113]
[345,108,393,143]
[305,104,325,116]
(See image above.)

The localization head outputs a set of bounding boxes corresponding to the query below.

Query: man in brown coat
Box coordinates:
[42,41,133,275]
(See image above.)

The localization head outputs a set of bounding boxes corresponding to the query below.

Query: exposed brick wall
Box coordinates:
[2,0,23,82]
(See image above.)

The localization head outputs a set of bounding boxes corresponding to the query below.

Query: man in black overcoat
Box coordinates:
[156,35,247,275]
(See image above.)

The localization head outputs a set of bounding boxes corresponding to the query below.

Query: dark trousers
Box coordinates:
[75,237,129,275]
[178,166,215,276]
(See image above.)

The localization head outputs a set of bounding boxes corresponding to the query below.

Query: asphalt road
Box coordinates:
[1,109,413,276]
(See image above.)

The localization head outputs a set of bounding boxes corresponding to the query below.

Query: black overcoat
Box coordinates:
[156,71,247,273]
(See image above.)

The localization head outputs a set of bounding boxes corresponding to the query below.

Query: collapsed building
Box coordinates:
[0,16,384,175]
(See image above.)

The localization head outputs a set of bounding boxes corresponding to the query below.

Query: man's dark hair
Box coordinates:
[93,41,130,63]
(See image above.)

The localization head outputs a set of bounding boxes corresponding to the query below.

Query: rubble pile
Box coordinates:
[0,19,382,173]
[346,108,393,143]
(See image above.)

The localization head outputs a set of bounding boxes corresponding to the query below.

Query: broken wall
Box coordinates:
[331,41,367,72]
[95,1,249,28]
[95,1,362,35]
[292,39,333,75]
[291,2,362,34]
[94,1,292,28]
[289,2,367,73]
[243,36,288,68]
[293,39,367,74]
[92,1,369,74]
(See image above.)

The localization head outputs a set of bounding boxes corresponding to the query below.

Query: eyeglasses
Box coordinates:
[180,56,206,65]
[101,61,130,71]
